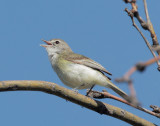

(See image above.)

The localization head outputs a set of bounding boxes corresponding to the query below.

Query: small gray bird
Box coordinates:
[41,39,129,101]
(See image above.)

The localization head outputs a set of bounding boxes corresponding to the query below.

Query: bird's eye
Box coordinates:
[55,41,59,44]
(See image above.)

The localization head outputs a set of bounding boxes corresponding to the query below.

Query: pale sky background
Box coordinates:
[0,0,160,126]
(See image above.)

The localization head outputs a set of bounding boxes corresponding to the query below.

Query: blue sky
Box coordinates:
[0,0,160,125]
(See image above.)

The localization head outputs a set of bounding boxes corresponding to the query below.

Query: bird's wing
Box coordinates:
[64,53,112,76]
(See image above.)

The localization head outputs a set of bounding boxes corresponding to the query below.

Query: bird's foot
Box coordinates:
[72,88,79,93]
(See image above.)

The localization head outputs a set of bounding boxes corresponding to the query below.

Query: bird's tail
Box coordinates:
[107,81,130,102]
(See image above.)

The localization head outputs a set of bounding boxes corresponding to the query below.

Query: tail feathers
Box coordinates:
[107,81,129,102]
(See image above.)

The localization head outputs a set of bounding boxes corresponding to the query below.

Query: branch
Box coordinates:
[143,0,159,50]
[116,56,160,82]
[0,80,156,126]
[115,56,160,101]
[124,8,159,67]
[124,0,160,55]
[150,105,160,114]
[123,0,160,71]
[87,90,160,118]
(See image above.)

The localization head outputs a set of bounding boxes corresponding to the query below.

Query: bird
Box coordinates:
[41,39,129,101]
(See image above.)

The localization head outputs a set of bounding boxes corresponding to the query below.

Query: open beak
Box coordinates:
[40,39,52,47]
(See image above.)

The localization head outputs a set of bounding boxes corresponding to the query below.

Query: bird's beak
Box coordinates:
[40,39,52,47]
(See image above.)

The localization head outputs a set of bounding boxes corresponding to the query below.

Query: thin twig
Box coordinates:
[143,0,159,50]
[116,55,160,82]
[128,80,136,98]
[87,90,160,118]
[115,56,160,102]
[143,0,150,24]
[144,55,160,66]
[132,18,159,66]
[124,66,137,79]
[150,105,160,114]
[124,0,160,70]
[125,8,159,66]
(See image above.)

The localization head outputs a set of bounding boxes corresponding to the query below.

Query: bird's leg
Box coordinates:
[86,85,95,96]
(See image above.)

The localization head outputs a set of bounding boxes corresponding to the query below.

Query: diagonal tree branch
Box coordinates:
[124,8,159,66]
[124,0,160,55]
[0,80,156,126]
[87,90,160,118]
[143,0,159,49]
[123,0,160,70]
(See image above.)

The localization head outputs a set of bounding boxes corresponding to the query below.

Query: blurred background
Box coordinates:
[0,0,160,125]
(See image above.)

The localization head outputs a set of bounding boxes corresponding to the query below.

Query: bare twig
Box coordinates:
[115,56,160,102]
[143,0,150,23]
[150,105,160,114]
[128,80,136,98]
[0,80,156,126]
[152,45,160,52]
[116,56,160,82]
[143,0,159,50]
[87,90,160,118]
[125,8,159,67]
[124,0,160,69]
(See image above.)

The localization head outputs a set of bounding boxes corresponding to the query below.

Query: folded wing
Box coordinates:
[64,53,112,76]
